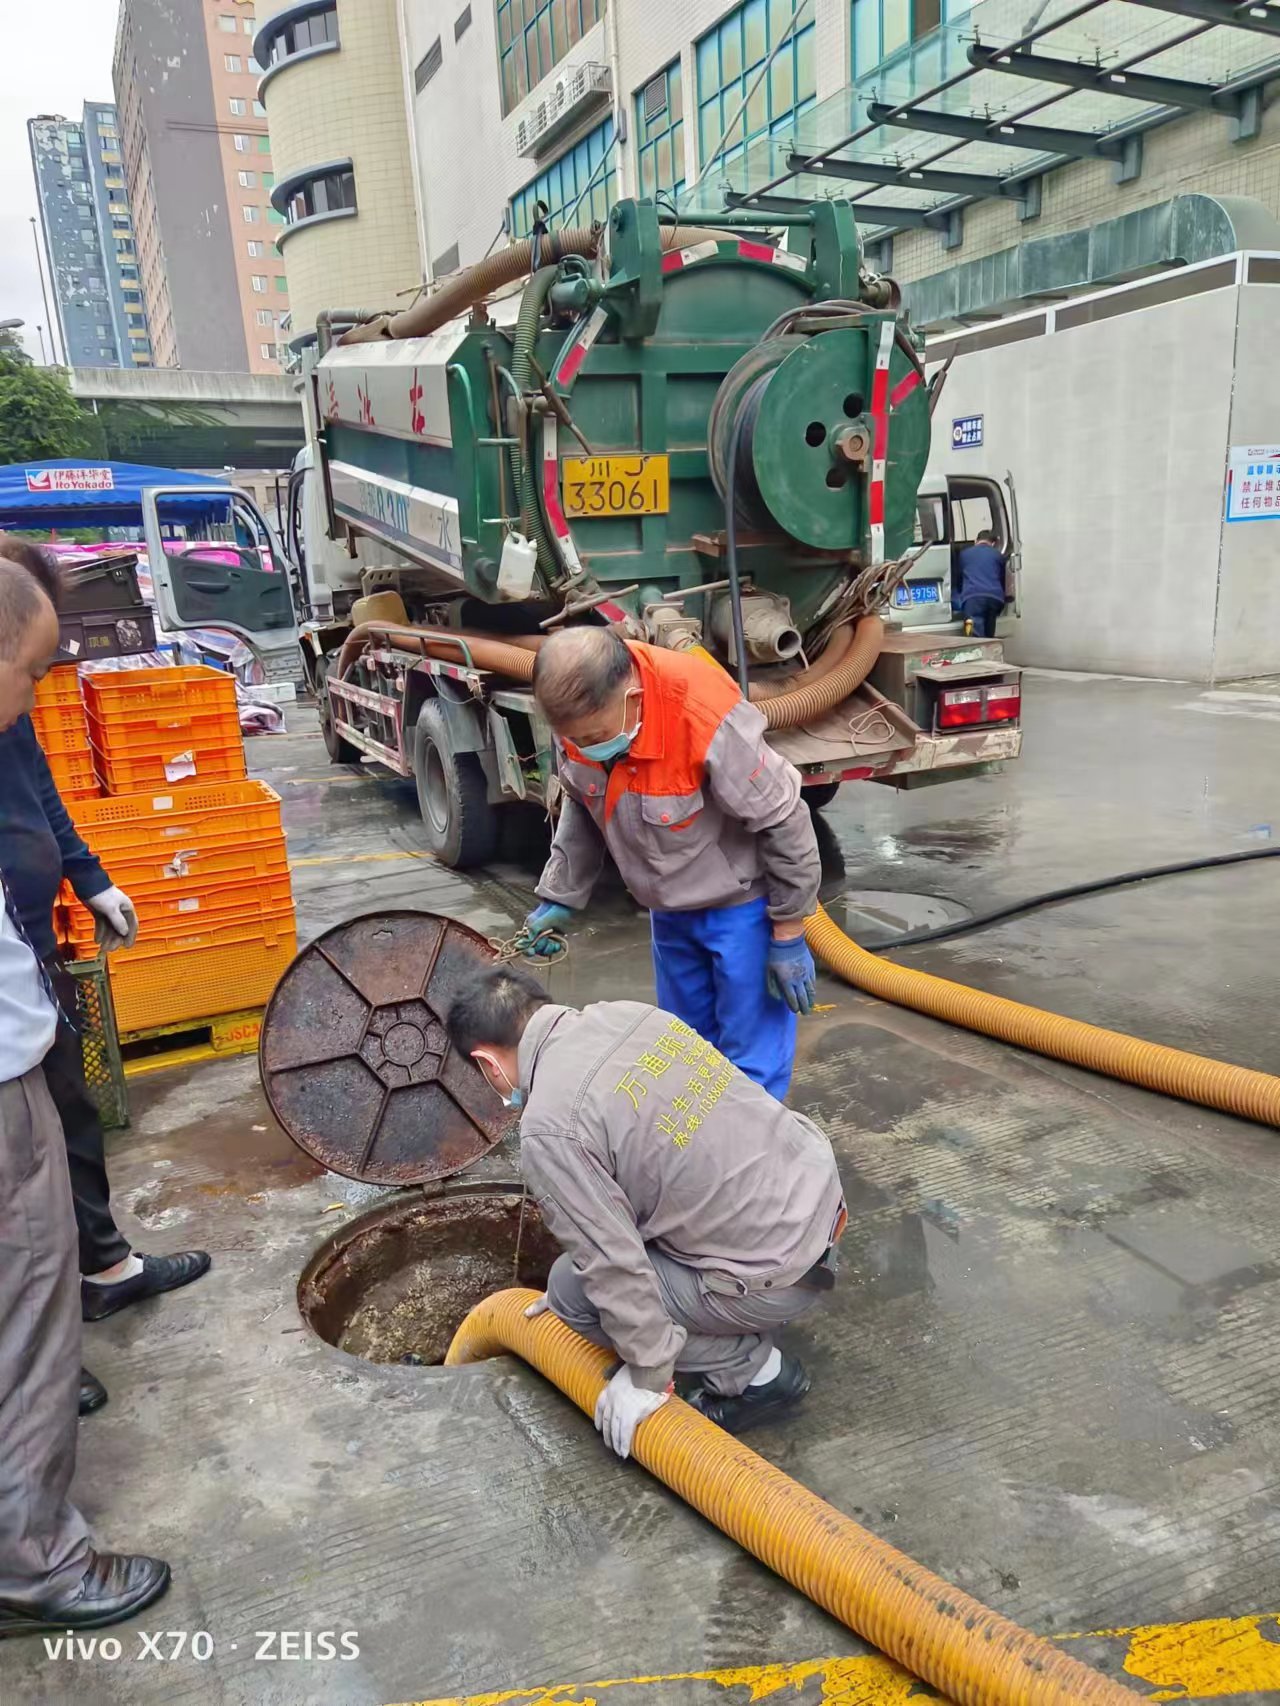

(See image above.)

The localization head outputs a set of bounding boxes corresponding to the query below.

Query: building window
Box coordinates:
[256,307,273,325]
[96,323,110,337]
[245,15,254,31]
[248,54,262,71]
[275,275,288,292]
[238,169,257,188]
[695,0,817,171]
[257,135,271,153]
[225,53,242,71]
[497,0,601,112]
[253,99,266,116]
[252,274,268,292]
[112,215,131,229]
[256,3,338,78]
[260,343,275,359]
[455,5,472,40]
[415,37,443,92]
[243,204,260,222]
[262,170,274,188]
[218,13,237,29]
[229,97,247,116]
[851,0,941,76]
[510,116,615,237]
[234,133,250,151]
[635,60,684,201]
[277,163,357,231]
[267,207,285,224]
[247,239,264,256]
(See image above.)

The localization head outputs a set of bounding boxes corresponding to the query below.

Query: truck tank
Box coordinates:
[313,198,932,670]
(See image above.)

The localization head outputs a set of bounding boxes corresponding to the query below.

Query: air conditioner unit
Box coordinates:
[515,60,612,157]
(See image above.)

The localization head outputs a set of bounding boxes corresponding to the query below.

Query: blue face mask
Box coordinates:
[578,689,640,764]
[479,1054,525,1110]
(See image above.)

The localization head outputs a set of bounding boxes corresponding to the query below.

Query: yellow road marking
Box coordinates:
[289,850,434,867]
[391,1612,1280,1706]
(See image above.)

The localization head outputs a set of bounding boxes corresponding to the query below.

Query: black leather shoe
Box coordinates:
[79,1368,108,1416]
[0,1550,170,1637]
[82,1251,212,1322]
[688,1352,811,1436]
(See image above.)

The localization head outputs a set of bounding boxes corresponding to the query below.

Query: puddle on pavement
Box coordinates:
[298,1188,559,1365]
[831,888,972,948]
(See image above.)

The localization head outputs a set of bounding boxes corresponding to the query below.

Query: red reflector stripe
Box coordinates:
[543,461,570,540]
[737,239,776,263]
[661,251,684,273]
[889,369,922,410]
[558,342,588,384]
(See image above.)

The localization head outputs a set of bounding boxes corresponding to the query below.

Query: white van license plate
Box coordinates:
[894,583,942,606]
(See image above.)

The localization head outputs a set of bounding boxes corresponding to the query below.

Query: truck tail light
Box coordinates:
[936,680,1021,729]
[937,688,983,728]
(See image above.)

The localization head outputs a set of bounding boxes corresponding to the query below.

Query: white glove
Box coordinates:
[524,1295,550,1319]
[593,1365,669,1461]
[85,885,139,952]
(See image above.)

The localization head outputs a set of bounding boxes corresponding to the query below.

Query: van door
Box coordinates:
[141,484,300,666]
[891,482,956,628]
[1003,469,1023,619]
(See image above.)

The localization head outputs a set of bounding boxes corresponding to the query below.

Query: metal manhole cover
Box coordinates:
[259,911,509,1185]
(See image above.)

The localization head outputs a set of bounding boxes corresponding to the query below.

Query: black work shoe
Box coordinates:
[0,1550,170,1638]
[79,1368,108,1416]
[688,1352,811,1436]
[82,1251,212,1322]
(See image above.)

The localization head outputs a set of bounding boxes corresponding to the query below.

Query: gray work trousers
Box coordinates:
[546,1246,824,1396]
[0,1067,89,1607]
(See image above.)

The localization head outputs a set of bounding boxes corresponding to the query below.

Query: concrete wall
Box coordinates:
[256,0,423,341]
[1213,280,1280,680]
[930,277,1241,682]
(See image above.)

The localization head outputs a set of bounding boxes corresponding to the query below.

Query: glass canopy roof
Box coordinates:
[678,0,1280,233]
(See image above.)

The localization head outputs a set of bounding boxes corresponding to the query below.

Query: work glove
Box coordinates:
[521,901,576,958]
[767,935,816,1015]
[85,885,139,953]
[593,1365,670,1461]
[524,1295,550,1318]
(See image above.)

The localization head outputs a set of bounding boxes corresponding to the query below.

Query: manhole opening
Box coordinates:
[298,1191,560,1367]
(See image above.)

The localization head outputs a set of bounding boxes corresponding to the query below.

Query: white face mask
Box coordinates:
[476,1051,524,1109]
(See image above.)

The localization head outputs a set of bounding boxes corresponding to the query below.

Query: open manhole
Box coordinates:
[262,910,561,1367]
[298,1185,560,1366]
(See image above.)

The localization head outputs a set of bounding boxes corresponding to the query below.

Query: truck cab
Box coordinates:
[892,471,1023,635]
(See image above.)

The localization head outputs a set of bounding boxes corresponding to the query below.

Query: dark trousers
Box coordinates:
[45,965,131,1277]
[963,597,1003,638]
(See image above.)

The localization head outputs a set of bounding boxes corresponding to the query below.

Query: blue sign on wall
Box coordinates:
[951,414,984,450]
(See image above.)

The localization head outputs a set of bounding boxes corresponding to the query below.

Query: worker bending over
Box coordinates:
[524,627,820,1099]
[447,967,845,1459]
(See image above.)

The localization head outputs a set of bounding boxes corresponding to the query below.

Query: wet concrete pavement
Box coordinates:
[6,670,1280,1705]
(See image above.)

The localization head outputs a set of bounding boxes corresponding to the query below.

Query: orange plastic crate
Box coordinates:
[70,780,284,858]
[48,750,98,793]
[33,700,89,740]
[91,741,247,794]
[106,911,297,1033]
[86,702,243,757]
[64,870,295,949]
[35,665,83,708]
[77,831,289,891]
[82,665,236,720]
[34,725,92,759]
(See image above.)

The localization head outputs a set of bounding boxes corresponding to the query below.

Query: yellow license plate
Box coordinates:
[562,455,670,518]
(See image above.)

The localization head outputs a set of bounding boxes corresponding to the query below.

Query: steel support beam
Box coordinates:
[1123,0,1280,36]
[867,100,1126,158]
[728,186,952,229]
[968,43,1273,115]
[790,151,1020,198]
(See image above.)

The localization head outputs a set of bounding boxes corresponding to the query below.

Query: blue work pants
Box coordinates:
[649,895,796,1100]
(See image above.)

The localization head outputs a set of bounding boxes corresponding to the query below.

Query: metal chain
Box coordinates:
[486,929,569,965]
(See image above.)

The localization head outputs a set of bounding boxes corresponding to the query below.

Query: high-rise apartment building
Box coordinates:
[28,109,152,368]
[113,0,290,372]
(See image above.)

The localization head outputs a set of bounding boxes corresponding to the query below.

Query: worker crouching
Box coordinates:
[447,966,845,1459]
[523,627,822,1099]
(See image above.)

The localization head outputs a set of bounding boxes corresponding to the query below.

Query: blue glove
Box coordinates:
[522,901,576,958]
[767,936,816,1015]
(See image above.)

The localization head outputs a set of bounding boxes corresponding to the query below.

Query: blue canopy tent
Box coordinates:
[0,459,237,532]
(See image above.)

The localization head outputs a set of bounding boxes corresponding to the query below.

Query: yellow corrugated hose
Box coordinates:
[446,1288,1139,1706]
[805,903,1280,1125]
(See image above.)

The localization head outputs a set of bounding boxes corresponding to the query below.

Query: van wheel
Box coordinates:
[319,675,360,764]
[414,699,498,868]
[803,781,841,812]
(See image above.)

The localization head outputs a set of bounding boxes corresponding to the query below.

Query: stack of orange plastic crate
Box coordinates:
[33,663,99,804]
[62,779,296,1034]
[83,665,247,793]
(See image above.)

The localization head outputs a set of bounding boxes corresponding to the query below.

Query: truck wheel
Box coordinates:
[414,699,498,868]
[804,781,841,812]
[319,679,360,764]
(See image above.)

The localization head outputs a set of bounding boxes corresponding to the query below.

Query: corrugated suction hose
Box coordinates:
[446,1289,1138,1706]
[806,903,1280,1126]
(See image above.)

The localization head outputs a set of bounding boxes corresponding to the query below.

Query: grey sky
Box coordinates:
[0,1,118,360]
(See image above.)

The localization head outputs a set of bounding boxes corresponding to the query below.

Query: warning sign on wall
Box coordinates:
[1226,446,1280,523]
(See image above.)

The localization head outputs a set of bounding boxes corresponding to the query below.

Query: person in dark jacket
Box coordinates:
[953,529,1007,637]
[0,539,209,1360]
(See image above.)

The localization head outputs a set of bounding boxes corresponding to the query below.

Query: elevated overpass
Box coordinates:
[69,366,305,472]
